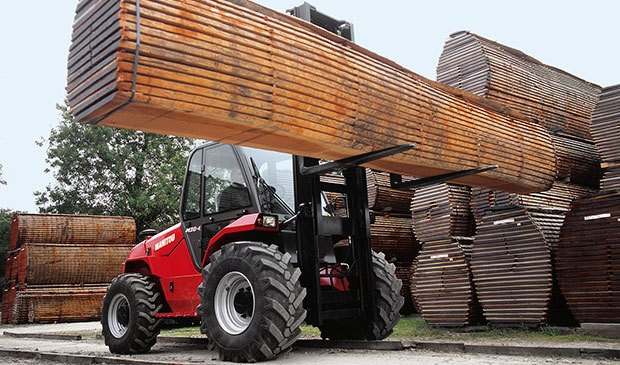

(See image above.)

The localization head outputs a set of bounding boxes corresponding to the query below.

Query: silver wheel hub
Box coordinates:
[214,271,255,335]
[108,293,130,338]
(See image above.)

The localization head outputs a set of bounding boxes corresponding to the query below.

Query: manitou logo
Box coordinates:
[155,234,176,251]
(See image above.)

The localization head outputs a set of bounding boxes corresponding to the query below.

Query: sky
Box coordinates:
[0,0,619,212]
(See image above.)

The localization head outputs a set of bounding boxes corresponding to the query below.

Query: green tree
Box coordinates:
[36,104,197,232]
[0,208,12,300]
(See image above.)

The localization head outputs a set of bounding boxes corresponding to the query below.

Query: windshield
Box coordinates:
[241,147,295,214]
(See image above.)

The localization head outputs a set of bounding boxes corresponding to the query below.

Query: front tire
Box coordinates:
[319,251,403,340]
[102,273,163,354]
[198,242,306,362]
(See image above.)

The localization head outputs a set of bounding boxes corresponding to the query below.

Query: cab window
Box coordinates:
[182,149,202,220]
[203,145,252,214]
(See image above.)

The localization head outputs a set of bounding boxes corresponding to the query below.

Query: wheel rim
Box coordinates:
[214,271,255,335]
[108,293,130,338]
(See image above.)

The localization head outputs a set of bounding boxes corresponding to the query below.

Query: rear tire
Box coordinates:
[198,242,306,362]
[102,273,163,354]
[319,251,403,340]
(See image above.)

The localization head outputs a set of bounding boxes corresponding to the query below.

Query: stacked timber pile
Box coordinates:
[437,31,602,189]
[67,0,558,194]
[471,182,595,224]
[409,183,482,327]
[556,191,620,323]
[437,31,601,140]
[436,31,603,327]
[551,85,620,325]
[367,170,419,313]
[470,183,593,327]
[1,213,136,324]
[592,84,620,191]
[322,170,419,313]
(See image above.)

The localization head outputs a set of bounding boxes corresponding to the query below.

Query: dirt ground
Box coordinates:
[0,336,617,365]
[0,322,618,364]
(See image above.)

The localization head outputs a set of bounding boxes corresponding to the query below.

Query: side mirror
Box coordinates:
[138,229,158,241]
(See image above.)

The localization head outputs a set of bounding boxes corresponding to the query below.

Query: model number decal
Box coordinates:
[185,226,201,233]
[155,234,176,251]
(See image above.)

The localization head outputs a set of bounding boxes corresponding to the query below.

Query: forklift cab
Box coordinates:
[180,143,296,268]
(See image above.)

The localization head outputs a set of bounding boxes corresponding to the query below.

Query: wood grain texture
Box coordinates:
[14,243,134,285]
[437,31,601,140]
[413,237,481,327]
[556,192,620,324]
[471,207,567,327]
[11,285,108,324]
[9,213,136,249]
[591,84,620,164]
[67,0,557,193]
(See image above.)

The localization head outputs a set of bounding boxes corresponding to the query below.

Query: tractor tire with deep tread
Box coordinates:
[319,251,403,340]
[102,273,163,354]
[198,242,307,362]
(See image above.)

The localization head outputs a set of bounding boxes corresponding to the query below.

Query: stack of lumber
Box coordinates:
[469,183,592,327]
[1,252,18,324]
[9,213,135,249]
[410,183,474,242]
[1,213,136,324]
[437,31,601,140]
[12,285,109,324]
[436,31,608,326]
[367,170,415,213]
[67,0,557,194]
[409,184,482,326]
[471,207,555,327]
[412,237,482,327]
[471,182,595,224]
[592,84,620,191]
[370,214,420,263]
[550,135,601,188]
[437,31,601,188]
[367,172,420,314]
[556,192,620,323]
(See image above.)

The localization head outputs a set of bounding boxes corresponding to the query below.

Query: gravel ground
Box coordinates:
[0,322,619,364]
[0,336,617,365]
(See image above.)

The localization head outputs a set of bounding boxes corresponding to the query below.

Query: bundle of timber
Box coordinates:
[550,135,601,188]
[370,213,420,263]
[437,31,601,140]
[12,243,135,285]
[556,192,620,323]
[1,286,16,325]
[9,213,136,249]
[412,237,482,327]
[591,84,620,165]
[408,184,482,325]
[1,252,18,324]
[395,263,415,314]
[12,285,108,324]
[1,213,136,324]
[471,182,595,224]
[367,170,415,213]
[410,183,474,242]
[471,207,575,327]
[67,0,557,193]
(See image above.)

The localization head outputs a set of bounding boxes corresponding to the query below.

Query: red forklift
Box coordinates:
[100,4,496,362]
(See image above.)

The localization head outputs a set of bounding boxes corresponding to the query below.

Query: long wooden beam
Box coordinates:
[67,0,557,192]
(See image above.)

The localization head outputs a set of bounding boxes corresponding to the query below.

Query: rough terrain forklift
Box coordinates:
[101,5,496,362]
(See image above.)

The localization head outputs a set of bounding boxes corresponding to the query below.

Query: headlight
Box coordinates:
[257,214,278,228]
